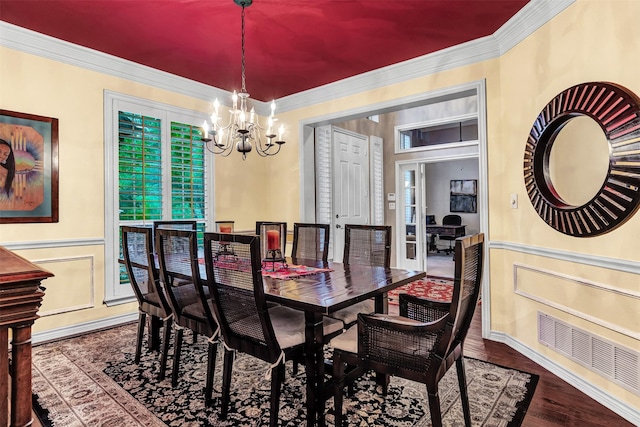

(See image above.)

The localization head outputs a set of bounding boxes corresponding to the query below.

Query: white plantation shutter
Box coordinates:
[315,125,333,258]
[169,121,206,221]
[370,136,384,225]
[118,112,163,222]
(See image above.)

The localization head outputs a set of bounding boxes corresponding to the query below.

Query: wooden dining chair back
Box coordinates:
[153,220,197,247]
[155,228,219,405]
[329,224,392,327]
[291,222,330,262]
[343,224,391,268]
[330,233,484,427]
[203,232,307,427]
[121,226,172,373]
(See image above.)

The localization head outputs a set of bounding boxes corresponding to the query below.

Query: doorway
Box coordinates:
[395,157,479,274]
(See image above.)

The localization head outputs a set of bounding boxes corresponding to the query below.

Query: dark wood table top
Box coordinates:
[147,253,425,315]
[261,258,426,314]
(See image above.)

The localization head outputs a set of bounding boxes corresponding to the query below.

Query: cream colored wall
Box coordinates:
[489,0,640,407]
[0,46,267,332]
[269,0,639,411]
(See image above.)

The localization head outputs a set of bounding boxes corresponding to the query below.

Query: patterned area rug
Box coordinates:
[388,277,454,305]
[32,323,538,427]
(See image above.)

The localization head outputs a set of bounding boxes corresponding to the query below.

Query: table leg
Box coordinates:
[373,295,390,391]
[374,293,388,315]
[304,312,324,427]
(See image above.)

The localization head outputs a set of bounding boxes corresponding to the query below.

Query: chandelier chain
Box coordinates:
[241,5,246,93]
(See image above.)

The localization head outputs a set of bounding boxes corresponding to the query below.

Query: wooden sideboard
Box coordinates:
[0,246,52,427]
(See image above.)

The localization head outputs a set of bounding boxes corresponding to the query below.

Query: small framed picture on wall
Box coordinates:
[450,179,477,213]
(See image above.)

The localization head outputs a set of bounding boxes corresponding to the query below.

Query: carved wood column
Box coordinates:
[0,246,52,427]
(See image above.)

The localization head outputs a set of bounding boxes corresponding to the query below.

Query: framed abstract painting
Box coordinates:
[450,179,477,213]
[0,110,59,223]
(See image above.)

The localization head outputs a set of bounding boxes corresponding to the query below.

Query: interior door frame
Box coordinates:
[298,79,491,338]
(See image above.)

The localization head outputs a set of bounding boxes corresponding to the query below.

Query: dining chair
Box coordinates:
[121,226,173,380]
[153,220,200,341]
[202,232,342,426]
[330,233,484,427]
[291,222,330,262]
[155,228,219,405]
[204,232,304,426]
[329,224,392,327]
[153,220,197,247]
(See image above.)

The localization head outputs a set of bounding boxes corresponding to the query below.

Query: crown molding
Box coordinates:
[0,0,574,115]
[278,0,574,112]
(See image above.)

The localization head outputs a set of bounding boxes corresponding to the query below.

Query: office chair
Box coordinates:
[440,214,462,255]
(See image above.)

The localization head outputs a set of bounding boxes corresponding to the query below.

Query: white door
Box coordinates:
[332,128,369,262]
[396,162,424,271]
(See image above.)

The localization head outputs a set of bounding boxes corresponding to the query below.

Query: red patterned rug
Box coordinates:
[388,277,454,305]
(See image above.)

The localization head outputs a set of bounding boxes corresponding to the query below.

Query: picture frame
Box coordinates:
[450,179,477,213]
[0,110,59,223]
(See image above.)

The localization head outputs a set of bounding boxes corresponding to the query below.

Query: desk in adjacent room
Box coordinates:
[426,224,466,252]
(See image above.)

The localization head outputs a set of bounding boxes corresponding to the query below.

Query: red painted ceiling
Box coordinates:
[0,0,528,101]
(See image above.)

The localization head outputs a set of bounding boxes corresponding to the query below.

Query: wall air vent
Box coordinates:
[538,312,639,396]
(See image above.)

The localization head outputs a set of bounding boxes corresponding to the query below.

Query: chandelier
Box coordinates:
[201,0,285,160]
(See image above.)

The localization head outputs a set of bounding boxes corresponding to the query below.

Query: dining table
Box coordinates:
[260,257,426,427]
[147,249,426,427]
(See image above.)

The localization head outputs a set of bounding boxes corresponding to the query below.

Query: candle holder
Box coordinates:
[259,222,287,271]
[215,220,236,258]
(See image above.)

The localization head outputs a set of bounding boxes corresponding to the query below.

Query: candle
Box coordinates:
[219,225,232,233]
[266,230,280,251]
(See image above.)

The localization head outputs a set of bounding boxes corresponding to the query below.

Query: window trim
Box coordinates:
[394,113,479,154]
[103,90,212,305]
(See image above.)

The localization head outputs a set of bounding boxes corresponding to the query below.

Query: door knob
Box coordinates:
[336,224,342,229]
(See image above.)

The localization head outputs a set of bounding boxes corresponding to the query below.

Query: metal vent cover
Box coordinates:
[538,312,639,396]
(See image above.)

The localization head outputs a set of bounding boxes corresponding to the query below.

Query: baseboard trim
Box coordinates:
[488,331,640,425]
[32,312,137,345]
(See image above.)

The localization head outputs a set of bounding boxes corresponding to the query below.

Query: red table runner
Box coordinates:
[200,258,333,280]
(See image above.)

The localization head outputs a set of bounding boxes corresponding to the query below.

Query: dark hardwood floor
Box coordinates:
[15,306,635,426]
[464,306,635,427]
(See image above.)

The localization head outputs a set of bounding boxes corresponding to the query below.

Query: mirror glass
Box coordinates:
[549,116,610,206]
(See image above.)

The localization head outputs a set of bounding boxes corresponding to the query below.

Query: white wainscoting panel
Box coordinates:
[33,255,95,316]
[513,263,640,340]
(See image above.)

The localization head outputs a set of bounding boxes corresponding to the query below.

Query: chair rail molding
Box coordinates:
[0,238,104,251]
[489,240,640,275]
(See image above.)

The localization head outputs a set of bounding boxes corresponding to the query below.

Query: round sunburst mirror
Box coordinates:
[523,82,640,237]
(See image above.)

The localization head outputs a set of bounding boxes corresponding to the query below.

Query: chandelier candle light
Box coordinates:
[201,0,285,159]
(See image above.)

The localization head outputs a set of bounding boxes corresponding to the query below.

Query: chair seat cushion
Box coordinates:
[329,299,374,326]
[181,300,205,319]
[266,306,306,349]
[329,324,358,353]
[322,315,344,336]
[330,314,425,354]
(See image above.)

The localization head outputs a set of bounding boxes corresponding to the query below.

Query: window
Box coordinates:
[395,94,479,154]
[399,118,478,150]
[105,92,210,305]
